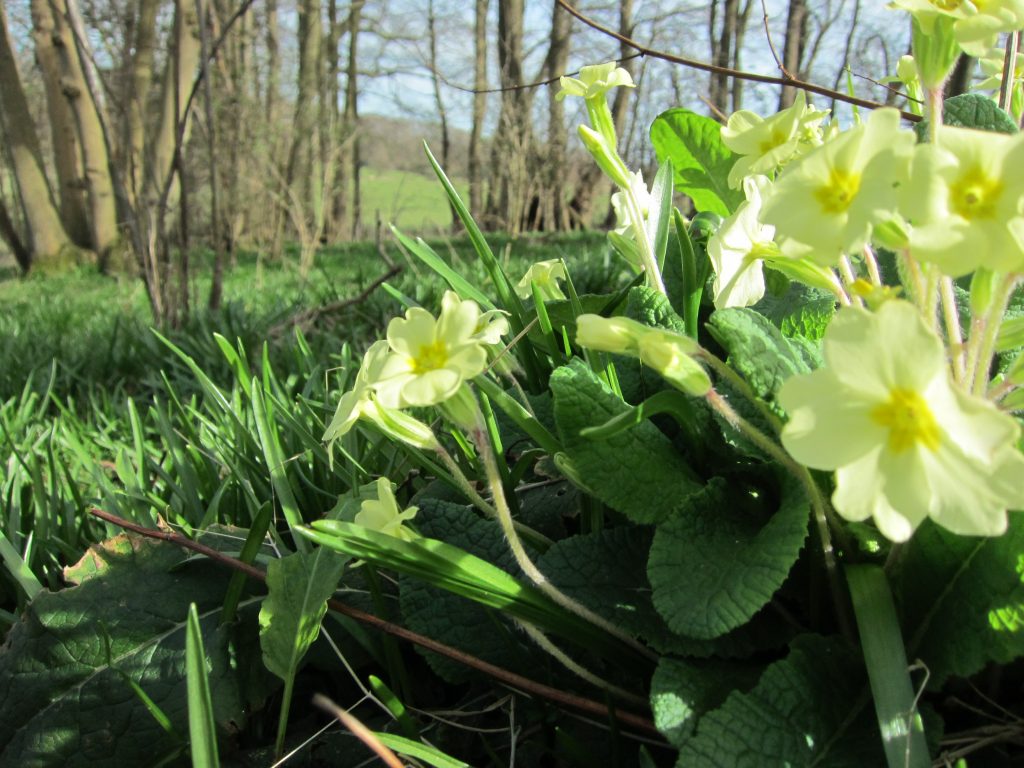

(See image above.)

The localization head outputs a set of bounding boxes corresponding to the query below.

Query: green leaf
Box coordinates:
[755,280,836,343]
[648,473,808,639]
[186,603,220,768]
[374,733,471,768]
[0,535,249,767]
[897,517,1024,688]
[259,549,347,682]
[397,499,544,683]
[651,657,760,748]
[536,525,794,659]
[915,93,1019,140]
[706,307,813,403]
[677,634,884,767]
[551,359,702,525]
[625,285,688,334]
[650,109,744,217]
[389,227,496,310]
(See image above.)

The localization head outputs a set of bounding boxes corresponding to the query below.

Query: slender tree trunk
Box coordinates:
[344,1,363,240]
[29,0,90,247]
[428,0,457,232]
[49,0,120,268]
[779,0,809,109]
[487,0,530,234]
[709,0,740,113]
[543,0,570,231]
[324,0,341,241]
[469,0,489,222]
[0,3,77,270]
[730,0,755,111]
[121,0,159,208]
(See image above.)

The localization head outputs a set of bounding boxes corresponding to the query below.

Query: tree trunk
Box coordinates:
[120,0,160,207]
[428,0,457,232]
[486,0,530,234]
[0,3,77,270]
[469,0,489,222]
[709,0,740,113]
[49,0,120,268]
[542,0,570,231]
[779,0,809,109]
[344,1,363,240]
[324,0,341,241]
[29,0,90,248]
[0,197,32,273]
[730,0,756,111]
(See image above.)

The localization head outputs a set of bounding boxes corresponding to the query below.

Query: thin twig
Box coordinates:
[759,0,786,75]
[88,507,660,737]
[557,0,922,122]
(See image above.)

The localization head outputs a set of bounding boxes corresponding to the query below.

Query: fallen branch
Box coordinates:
[88,507,660,738]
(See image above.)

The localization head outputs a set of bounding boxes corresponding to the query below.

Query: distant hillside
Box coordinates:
[359,115,472,178]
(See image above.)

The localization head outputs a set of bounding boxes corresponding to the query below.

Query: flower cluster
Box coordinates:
[779,300,1024,541]
[323,291,507,449]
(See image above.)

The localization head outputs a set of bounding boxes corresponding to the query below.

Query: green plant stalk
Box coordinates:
[939,275,966,384]
[221,503,274,624]
[470,419,655,660]
[0,528,42,600]
[516,620,645,707]
[622,182,667,296]
[846,565,930,768]
[698,351,783,433]
[673,209,702,338]
[705,389,854,641]
[969,274,1021,396]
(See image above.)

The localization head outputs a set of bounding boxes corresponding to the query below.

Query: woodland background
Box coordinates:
[0,0,916,325]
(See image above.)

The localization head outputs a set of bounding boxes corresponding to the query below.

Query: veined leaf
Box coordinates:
[648,473,808,639]
[551,359,702,525]
[650,109,744,217]
[0,535,249,767]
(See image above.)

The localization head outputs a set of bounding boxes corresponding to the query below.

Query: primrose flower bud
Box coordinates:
[516,259,568,302]
[575,314,707,395]
[577,124,631,187]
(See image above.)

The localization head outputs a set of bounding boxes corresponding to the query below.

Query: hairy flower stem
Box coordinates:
[862,244,882,287]
[435,444,554,550]
[705,389,855,642]
[699,351,783,433]
[838,255,865,308]
[517,621,647,707]
[470,421,656,660]
[623,184,667,296]
[968,273,1022,396]
[939,275,966,383]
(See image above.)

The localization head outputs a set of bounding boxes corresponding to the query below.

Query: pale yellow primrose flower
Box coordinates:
[323,341,439,450]
[760,108,915,265]
[611,170,652,239]
[779,300,1024,542]
[721,91,829,189]
[576,314,711,395]
[556,62,635,101]
[354,478,419,541]
[374,291,489,408]
[890,0,1024,56]
[708,175,776,309]
[901,126,1024,275]
[516,260,568,302]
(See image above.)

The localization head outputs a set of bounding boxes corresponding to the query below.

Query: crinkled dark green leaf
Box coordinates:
[678,635,883,767]
[897,517,1024,688]
[625,285,688,334]
[914,93,1018,141]
[756,281,836,344]
[551,359,702,524]
[536,525,794,659]
[259,548,347,682]
[398,499,542,683]
[0,535,248,767]
[648,473,808,639]
[707,307,813,403]
[651,657,760,748]
[650,109,744,216]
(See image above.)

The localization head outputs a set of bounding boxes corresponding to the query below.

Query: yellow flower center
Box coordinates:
[410,340,449,373]
[759,128,789,154]
[814,169,862,214]
[949,167,1002,221]
[870,388,942,453]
